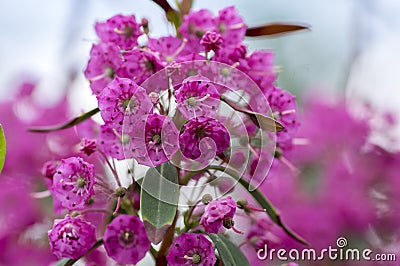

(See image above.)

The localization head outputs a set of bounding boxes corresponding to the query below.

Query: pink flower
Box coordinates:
[263,86,299,151]
[179,116,230,160]
[213,43,247,64]
[42,160,58,179]
[238,50,277,93]
[179,9,216,52]
[215,6,247,47]
[200,31,224,53]
[51,157,95,211]
[121,48,164,85]
[97,124,133,160]
[80,138,96,156]
[97,77,153,128]
[200,196,237,233]
[95,14,142,50]
[130,113,179,167]
[166,233,216,266]
[48,215,97,259]
[84,42,123,95]
[147,36,189,64]
[174,75,220,119]
[103,215,150,265]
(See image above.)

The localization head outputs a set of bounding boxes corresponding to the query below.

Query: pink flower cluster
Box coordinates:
[6,3,398,266]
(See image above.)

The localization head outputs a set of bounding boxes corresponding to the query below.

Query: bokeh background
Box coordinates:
[1,0,400,265]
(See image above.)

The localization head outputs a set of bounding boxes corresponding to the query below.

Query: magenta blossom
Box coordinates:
[130,113,179,167]
[200,31,224,53]
[200,196,237,233]
[179,9,215,52]
[84,42,123,95]
[174,75,220,119]
[239,50,277,93]
[97,77,153,128]
[121,48,164,85]
[166,233,216,266]
[97,124,133,160]
[80,138,96,156]
[95,14,142,50]
[103,215,150,265]
[215,6,247,47]
[147,36,190,64]
[48,215,97,259]
[179,116,230,160]
[51,157,95,211]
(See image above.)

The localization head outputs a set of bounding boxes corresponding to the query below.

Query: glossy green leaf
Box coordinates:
[178,0,193,15]
[246,23,310,37]
[221,96,284,132]
[28,107,99,132]
[166,9,182,31]
[0,125,5,174]
[209,234,250,266]
[54,259,69,266]
[140,162,179,229]
[207,165,308,246]
[62,239,104,266]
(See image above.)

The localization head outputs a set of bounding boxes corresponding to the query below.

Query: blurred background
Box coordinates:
[1,1,400,265]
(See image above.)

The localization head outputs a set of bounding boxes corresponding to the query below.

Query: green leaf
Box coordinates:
[61,239,104,266]
[140,162,179,229]
[220,96,284,132]
[207,165,308,246]
[166,9,182,32]
[28,107,99,133]
[54,258,69,266]
[246,23,310,37]
[209,234,250,266]
[178,0,193,15]
[0,125,5,174]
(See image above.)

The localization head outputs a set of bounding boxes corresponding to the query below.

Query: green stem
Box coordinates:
[63,239,104,266]
[205,165,308,245]
[150,245,158,261]
[28,107,100,133]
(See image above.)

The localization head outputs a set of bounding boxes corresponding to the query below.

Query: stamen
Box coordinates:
[113,196,122,215]
[171,38,188,58]
[246,205,267,212]
[59,179,76,186]
[232,225,244,235]
[89,72,108,82]
[248,144,260,159]
[30,190,51,199]
[280,109,296,116]
[197,93,210,102]
[229,22,245,30]
[292,138,310,146]
[279,155,300,174]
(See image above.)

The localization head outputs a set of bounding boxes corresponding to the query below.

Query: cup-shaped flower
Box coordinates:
[95,14,142,50]
[103,215,150,265]
[130,113,179,167]
[200,196,237,233]
[48,215,97,259]
[175,75,220,119]
[97,77,153,129]
[179,116,230,160]
[51,157,95,211]
[166,233,216,266]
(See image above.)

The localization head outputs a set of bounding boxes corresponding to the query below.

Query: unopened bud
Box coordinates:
[201,194,213,205]
[236,198,248,209]
[115,187,127,198]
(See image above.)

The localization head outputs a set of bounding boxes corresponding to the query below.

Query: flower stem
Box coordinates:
[63,239,104,266]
